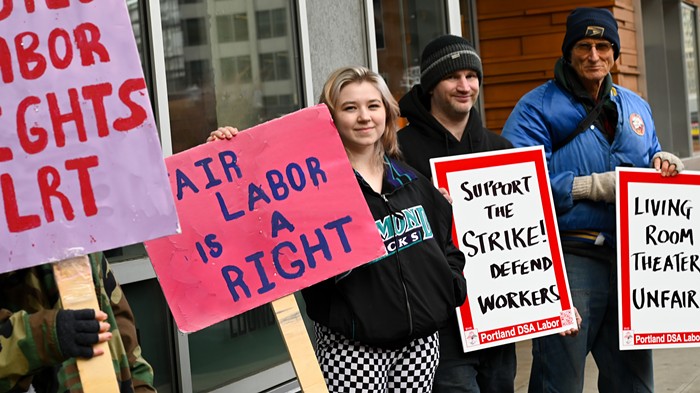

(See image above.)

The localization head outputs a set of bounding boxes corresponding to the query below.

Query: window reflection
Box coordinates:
[161,0,302,154]
[216,15,235,42]
[458,0,475,44]
[257,8,287,39]
[127,0,145,68]
[234,13,249,41]
[373,0,446,102]
[682,4,700,153]
[117,6,177,391]
[159,0,302,390]
[106,0,154,263]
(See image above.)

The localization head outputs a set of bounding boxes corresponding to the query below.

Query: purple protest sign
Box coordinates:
[0,0,178,273]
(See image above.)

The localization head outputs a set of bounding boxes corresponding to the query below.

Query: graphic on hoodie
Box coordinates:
[375,205,434,256]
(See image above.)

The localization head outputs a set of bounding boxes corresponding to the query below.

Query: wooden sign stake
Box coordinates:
[53,256,120,393]
[272,294,328,392]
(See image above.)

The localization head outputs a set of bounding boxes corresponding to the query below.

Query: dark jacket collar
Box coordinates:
[554,57,613,106]
[354,155,417,194]
[553,57,619,136]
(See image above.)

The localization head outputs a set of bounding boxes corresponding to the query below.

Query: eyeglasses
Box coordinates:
[573,42,614,55]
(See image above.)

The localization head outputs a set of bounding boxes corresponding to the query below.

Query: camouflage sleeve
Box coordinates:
[96,255,157,393]
[0,307,66,392]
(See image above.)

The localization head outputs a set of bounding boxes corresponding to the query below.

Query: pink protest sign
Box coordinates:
[618,168,700,349]
[431,147,576,351]
[0,0,178,273]
[144,105,386,333]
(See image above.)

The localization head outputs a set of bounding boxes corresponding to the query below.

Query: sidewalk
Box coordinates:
[514,340,700,392]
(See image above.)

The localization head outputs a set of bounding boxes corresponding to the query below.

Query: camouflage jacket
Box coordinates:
[0,253,156,393]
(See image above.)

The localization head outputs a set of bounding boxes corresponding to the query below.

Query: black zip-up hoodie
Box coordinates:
[302,156,467,349]
[398,84,513,179]
[398,84,513,359]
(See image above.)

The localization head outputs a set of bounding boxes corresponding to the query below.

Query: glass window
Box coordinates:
[682,4,700,153]
[237,55,252,82]
[373,0,446,103]
[374,0,385,50]
[184,18,207,46]
[158,1,303,390]
[217,15,235,42]
[122,280,176,393]
[263,94,294,119]
[185,59,211,86]
[263,95,279,107]
[459,0,475,45]
[276,51,290,79]
[259,51,290,81]
[257,8,287,39]
[127,0,145,68]
[272,8,287,37]
[106,0,157,263]
[217,13,250,42]
[220,55,252,83]
[220,57,237,82]
[162,0,301,155]
[234,12,249,41]
[256,10,272,39]
[259,52,275,81]
[189,304,289,392]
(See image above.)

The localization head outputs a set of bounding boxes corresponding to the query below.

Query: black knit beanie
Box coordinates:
[562,7,620,60]
[420,35,482,92]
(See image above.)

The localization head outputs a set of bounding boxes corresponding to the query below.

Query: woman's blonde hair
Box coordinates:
[319,66,401,160]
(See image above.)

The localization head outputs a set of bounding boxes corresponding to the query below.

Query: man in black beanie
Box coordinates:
[398,34,516,393]
[502,7,684,393]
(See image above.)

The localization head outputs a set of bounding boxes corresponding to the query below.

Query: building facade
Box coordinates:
[112,0,700,391]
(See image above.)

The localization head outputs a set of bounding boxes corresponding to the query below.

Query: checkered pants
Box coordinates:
[314,323,440,392]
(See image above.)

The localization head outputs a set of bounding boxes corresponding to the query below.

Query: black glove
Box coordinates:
[56,309,101,359]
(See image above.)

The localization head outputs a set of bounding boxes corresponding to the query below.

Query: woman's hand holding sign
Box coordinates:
[207,126,240,142]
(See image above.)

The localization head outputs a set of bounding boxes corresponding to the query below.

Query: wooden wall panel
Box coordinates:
[476,0,641,134]
[478,0,609,16]
[479,15,555,38]
[487,57,556,77]
[480,37,522,58]
[522,33,565,56]
[483,80,548,107]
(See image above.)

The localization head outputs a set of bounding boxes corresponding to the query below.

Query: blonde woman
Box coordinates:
[209,66,466,392]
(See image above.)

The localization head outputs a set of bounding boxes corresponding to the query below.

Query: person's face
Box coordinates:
[334,81,386,154]
[569,38,615,86]
[430,69,480,120]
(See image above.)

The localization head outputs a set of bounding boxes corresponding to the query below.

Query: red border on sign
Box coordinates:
[432,148,570,335]
[618,170,700,331]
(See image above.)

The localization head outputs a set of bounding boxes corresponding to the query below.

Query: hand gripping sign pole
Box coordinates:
[272,295,328,392]
[52,256,119,393]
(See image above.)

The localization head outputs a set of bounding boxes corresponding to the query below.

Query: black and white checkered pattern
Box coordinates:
[314,323,439,392]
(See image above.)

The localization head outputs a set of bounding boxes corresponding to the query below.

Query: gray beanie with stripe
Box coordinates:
[420,35,482,92]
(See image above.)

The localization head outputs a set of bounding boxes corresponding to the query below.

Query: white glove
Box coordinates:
[572,172,616,203]
[652,151,684,175]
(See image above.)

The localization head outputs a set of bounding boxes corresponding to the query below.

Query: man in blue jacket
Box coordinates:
[502,7,683,393]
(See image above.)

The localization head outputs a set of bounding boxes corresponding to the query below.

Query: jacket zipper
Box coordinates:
[381,193,414,337]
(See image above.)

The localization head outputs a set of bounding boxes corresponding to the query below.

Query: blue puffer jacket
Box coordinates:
[501,80,661,245]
